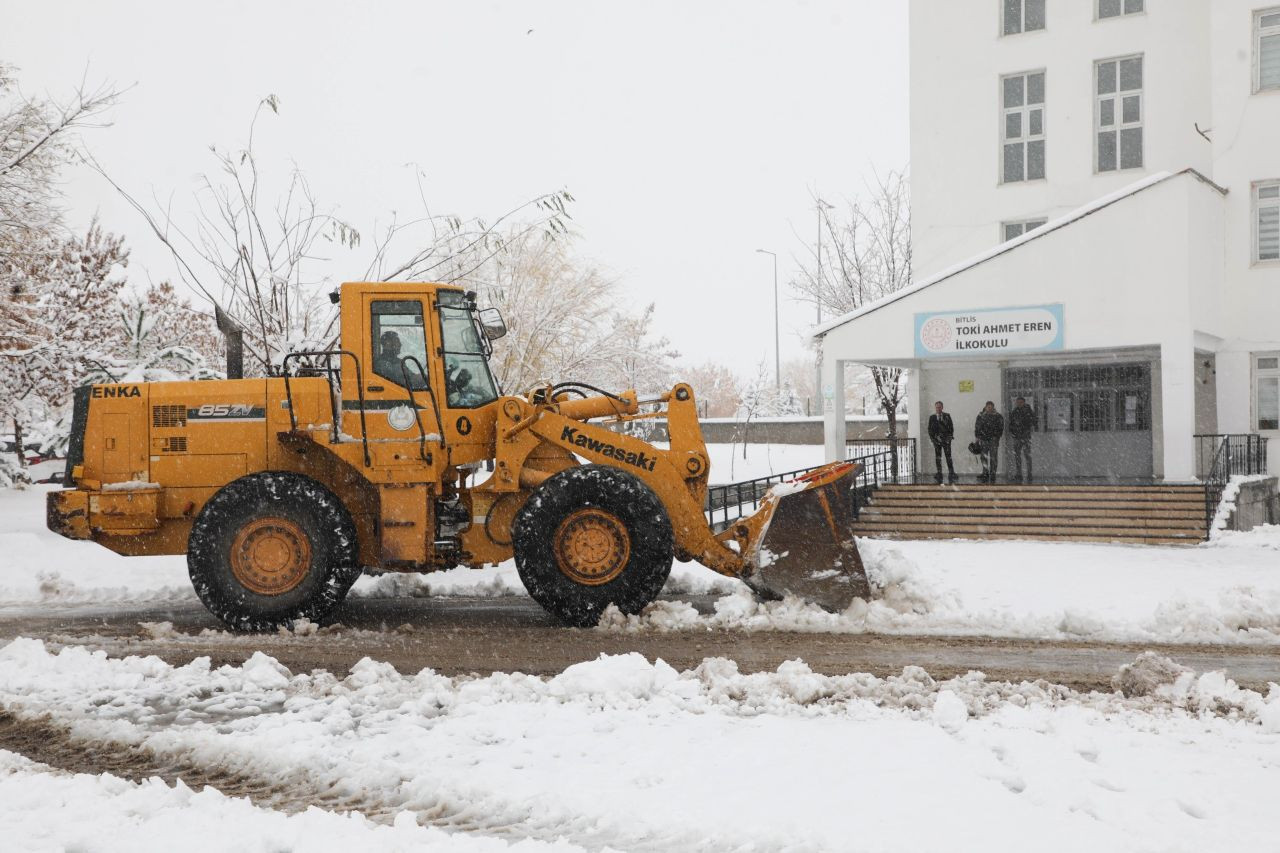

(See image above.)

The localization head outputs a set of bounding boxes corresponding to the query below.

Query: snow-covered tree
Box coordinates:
[598,303,679,396]
[679,361,741,417]
[793,168,912,468]
[0,63,118,472]
[117,280,223,382]
[472,229,617,393]
[461,228,678,398]
[0,63,117,241]
[1,219,129,467]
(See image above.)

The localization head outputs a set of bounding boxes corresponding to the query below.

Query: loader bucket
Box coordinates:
[737,461,871,612]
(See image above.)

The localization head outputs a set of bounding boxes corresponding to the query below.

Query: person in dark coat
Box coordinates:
[974,401,1004,483]
[1008,396,1036,482]
[927,401,957,483]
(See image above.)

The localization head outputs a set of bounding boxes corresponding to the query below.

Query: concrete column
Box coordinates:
[822,353,846,463]
[906,366,924,448]
[1159,337,1197,482]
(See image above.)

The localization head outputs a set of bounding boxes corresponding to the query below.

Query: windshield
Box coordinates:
[438,300,499,408]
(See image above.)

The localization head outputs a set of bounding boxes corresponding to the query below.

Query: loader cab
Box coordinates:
[337,282,503,468]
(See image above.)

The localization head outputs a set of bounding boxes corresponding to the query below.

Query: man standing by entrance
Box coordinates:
[975,401,1004,483]
[1009,396,1036,482]
[927,401,957,483]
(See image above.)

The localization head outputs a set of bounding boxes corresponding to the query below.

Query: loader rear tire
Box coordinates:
[187,472,361,632]
[513,465,673,628]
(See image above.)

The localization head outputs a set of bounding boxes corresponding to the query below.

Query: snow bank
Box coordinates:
[602,533,1280,645]
[2,641,1280,851]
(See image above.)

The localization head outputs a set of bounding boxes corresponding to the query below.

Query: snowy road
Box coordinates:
[5,596,1280,691]
[3,639,1280,852]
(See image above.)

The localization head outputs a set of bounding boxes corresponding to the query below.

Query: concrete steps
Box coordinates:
[857,482,1208,545]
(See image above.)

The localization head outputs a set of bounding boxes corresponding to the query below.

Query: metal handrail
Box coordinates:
[705,463,830,529]
[1196,433,1270,530]
[281,350,371,467]
[398,355,440,464]
[845,437,916,478]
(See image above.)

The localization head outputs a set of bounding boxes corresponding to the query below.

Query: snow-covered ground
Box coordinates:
[0,749,578,853]
[5,450,1280,850]
[5,456,1280,645]
[2,640,1279,851]
[601,532,1280,645]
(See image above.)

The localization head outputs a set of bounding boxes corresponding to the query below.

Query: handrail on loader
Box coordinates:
[281,349,372,467]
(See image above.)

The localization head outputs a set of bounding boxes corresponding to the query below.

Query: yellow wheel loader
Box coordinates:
[46,282,870,630]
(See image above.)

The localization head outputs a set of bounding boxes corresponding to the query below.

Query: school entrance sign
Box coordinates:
[914,304,1064,358]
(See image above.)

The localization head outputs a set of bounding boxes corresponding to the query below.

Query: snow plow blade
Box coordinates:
[739,461,871,612]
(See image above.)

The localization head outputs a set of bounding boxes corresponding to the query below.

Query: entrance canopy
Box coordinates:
[814,169,1229,481]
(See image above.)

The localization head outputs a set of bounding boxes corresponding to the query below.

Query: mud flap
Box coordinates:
[741,462,871,612]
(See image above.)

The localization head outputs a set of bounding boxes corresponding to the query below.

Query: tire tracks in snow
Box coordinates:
[0,708,810,853]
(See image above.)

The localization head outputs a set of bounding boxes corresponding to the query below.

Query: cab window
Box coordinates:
[370,301,428,390]
[437,299,499,408]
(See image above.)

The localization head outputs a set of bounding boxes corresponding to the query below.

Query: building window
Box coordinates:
[1096,56,1143,172]
[1258,355,1280,431]
[1002,71,1046,183]
[1098,0,1143,20]
[1256,182,1280,262]
[1002,218,1048,242]
[1003,0,1046,35]
[1257,8,1280,92]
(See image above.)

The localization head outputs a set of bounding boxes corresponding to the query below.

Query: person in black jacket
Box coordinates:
[1008,396,1036,482]
[974,401,1004,483]
[927,401,957,483]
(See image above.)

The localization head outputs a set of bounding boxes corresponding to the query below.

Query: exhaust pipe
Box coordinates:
[214,304,244,380]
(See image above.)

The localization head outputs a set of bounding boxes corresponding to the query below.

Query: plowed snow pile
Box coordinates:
[600,530,1280,644]
[1,640,1279,851]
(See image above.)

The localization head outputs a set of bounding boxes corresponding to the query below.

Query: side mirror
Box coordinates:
[478,307,507,341]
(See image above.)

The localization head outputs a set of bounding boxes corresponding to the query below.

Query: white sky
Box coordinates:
[3,0,908,373]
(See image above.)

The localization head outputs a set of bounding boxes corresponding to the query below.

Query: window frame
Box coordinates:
[1256,353,1280,432]
[1002,0,1046,36]
[1001,217,1049,242]
[1254,180,1280,265]
[369,299,430,391]
[1000,69,1047,184]
[1256,7,1280,94]
[1094,54,1144,173]
[1096,0,1144,21]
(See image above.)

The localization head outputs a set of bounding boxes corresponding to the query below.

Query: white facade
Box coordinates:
[818,0,1280,480]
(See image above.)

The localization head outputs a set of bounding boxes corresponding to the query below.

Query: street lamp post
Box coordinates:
[815,198,834,413]
[755,248,780,390]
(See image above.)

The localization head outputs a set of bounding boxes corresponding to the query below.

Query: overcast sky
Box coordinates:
[3,0,908,373]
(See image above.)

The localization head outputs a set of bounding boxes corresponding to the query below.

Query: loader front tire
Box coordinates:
[188,472,361,632]
[513,465,673,627]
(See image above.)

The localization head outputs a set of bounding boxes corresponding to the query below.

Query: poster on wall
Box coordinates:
[1124,394,1138,426]
[914,304,1064,358]
[1046,395,1073,431]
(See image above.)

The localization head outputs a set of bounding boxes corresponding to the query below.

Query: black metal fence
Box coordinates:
[845,437,916,480]
[1196,433,1271,529]
[705,463,829,531]
[704,447,906,531]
